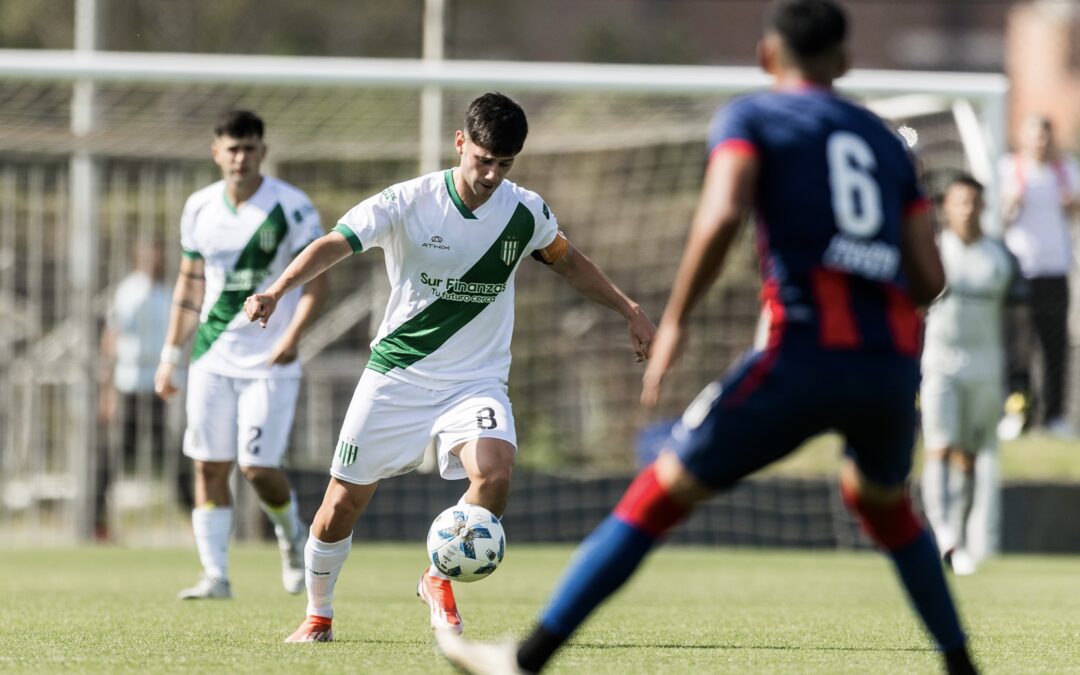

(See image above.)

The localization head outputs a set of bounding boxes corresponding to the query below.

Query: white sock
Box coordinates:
[261,490,302,548]
[920,457,950,551]
[192,506,233,581]
[305,532,352,619]
[427,563,452,581]
[947,468,975,550]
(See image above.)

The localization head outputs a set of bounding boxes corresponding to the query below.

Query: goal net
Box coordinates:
[0,51,1007,545]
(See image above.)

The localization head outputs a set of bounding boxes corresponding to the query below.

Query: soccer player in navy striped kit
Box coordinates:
[438,1,976,673]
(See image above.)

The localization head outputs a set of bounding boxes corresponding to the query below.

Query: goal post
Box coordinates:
[0,49,1008,545]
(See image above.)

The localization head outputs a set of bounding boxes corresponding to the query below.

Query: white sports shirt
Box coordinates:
[107,270,170,393]
[335,169,559,389]
[998,154,1080,278]
[180,176,322,379]
[921,230,1014,383]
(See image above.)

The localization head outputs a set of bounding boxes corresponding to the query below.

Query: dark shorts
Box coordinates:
[668,337,920,490]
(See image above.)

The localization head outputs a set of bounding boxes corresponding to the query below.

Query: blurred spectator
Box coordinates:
[96,236,187,540]
[997,115,1080,438]
[920,175,1013,576]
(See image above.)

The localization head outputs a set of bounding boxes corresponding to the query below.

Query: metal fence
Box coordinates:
[0,52,1007,544]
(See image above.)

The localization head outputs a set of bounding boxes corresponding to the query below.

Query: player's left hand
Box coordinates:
[627,308,656,363]
[641,321,686,408]
[268,338,299,366]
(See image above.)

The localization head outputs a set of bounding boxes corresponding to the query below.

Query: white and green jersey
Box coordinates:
[335,169,559,389]
[922,230,1014,383]
[179,176,322,379]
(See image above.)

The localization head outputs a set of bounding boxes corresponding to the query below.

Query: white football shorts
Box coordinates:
[920,372,1002,453]
[330,369,517,485]
[183,365,301,468]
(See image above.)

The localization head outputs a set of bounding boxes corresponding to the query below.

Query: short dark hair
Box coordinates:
[766,0,848,61]
[947,173,984,195]
[214,110,264,139]
[464,92,528,157]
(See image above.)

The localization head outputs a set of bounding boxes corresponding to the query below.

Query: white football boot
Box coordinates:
[177,574,232,600]
[436,630,523,675]
[281,528,306,594]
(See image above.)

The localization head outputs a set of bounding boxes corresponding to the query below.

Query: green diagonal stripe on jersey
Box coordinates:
[192,204,288,361]
[367,202,535,374]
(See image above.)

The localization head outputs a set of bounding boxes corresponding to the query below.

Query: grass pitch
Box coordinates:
[1,544,1076,674]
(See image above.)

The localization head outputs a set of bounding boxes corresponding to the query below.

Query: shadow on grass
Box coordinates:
[571,642,932,653]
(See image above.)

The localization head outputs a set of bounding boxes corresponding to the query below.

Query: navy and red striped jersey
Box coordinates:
[708,86,928,358]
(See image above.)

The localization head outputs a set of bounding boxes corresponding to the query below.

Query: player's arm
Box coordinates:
[266,260,330,366]
[154,256,205,401]
[641,148,759,407]
[900,206,945,306]
[245,231,352,327]
[546,236,656,362]
[97,320,118,422]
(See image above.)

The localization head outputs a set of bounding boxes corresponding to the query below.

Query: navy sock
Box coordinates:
[523,515,655,669]
[889,529,966,651]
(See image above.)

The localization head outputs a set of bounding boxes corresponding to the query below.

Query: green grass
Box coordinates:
[1,544,1077,673]
[761,431,1080,481]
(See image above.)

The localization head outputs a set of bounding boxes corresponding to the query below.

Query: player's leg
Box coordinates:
[1032,276,1069,430]
[421,385,518,634]
[288,370,434,642]
[179,459,235,598]
[840,362,975,673]
[442,347,822,673]
[919,373,961,555]
[178,368,239,599]
[235,377,306,593]
[943,449,976,575]
[839,461,973,673]
[948,380,1001,575]
[438,449,709,673]
[285,477,379,643]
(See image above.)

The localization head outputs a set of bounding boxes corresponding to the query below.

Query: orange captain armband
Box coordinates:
[531,230,569,265]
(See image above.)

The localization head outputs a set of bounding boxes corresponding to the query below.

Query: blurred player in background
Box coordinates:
[96,236,178,540]
[438,1,977,673]
[920,175,1014,576]
[244,92,655,643]
[998,114,1080,438]
[155,110,327,600]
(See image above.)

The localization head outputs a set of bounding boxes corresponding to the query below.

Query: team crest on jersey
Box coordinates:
[500,239,520,266]
[259,227,279,253]
[336,440,359,467]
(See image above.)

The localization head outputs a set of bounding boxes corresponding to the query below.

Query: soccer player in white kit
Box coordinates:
[920,175,1014,576]
[154,110,328,599]
[245,93,656,642]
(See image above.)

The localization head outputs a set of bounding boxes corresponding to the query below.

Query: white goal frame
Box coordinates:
[0,50,1009,550]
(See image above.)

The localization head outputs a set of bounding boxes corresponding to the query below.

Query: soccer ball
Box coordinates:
[426,504,506,582]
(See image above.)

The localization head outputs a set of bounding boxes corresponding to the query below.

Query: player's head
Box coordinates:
[454,93,528,201]
[131,235,166,280]
[1019,114,1054,161]
[211,109,267,188]
[942,174,984,242]
[760,0,849,85]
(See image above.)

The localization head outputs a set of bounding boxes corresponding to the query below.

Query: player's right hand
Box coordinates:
[640,321,687,408]
[245,292,278,328]
[154,362,179,401]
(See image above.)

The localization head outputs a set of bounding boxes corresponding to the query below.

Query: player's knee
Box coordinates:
[612,462,692,539]
[472,462,513,497]
[948,451,976,474]
[840,480,923,551]
[239,465,266,484]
